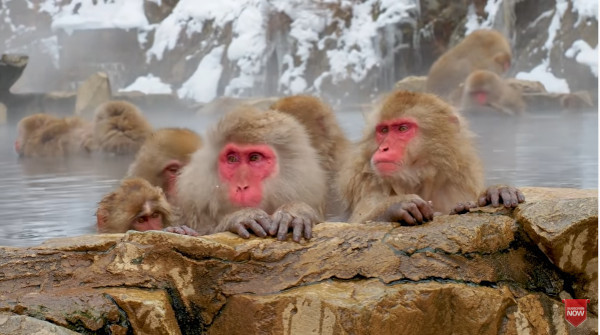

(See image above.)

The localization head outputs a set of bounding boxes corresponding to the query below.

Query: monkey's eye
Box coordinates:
[227,154,239,163]
[151,212,160,218]
[398,124,410,132]
[248,153,262,162]
[136,217,146,223]
[377,126,389,134]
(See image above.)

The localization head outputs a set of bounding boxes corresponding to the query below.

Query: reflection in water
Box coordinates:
[0,110,597,246]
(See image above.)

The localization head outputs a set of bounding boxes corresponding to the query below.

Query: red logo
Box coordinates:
[562,299,590,327]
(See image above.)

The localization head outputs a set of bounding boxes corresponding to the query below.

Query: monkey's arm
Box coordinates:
[349,194,434,225]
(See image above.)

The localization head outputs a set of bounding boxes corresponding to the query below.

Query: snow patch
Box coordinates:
[565,40,598,77]
[572,0,598,21]
[120,74,172,94]
[177,46,225,103]
[516,61,570,93]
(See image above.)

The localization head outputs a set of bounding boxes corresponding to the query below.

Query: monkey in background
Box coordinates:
[459,70,525,116]
[93,100,153,155]
[14,114,94,157]
[96,178,175,233]
[426,29,512,99]
[175,107,327,242]
[126,128,203,203]
[270,95,350,219]
[338,90,524,224]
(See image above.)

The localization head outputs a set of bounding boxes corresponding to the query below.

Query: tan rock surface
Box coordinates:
[0,187,596,334]
[74,71,112,120]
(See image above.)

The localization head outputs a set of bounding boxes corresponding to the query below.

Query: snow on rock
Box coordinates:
[177,46,225,102]
[565,40,598,77]
[571,0,598,21]
[48,0,149,34]
[516,61,571,93]
[120,74,172,94]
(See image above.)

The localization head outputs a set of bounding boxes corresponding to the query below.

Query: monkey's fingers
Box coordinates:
[450,203,468,215]
[404,202,424,224]
[499,188,515,207]
[415,200,434,221]
[397,209,416,225]
[254,215,275,236]
[303,218,313,240]
[291,217,304,242]
[179,225,199,236]
[517,189,526,203]
[245,219,268,238]
[276,215,293,241]
[231,222,251,239]
[487,187,500,207]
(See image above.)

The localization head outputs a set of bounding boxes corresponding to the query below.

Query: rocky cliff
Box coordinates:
[0,187,597,334]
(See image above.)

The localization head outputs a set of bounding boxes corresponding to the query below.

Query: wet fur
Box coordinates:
[17,114,94,157]
[93,100,153,155]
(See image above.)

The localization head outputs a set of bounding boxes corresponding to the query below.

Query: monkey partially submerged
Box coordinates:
[339,90,525,224]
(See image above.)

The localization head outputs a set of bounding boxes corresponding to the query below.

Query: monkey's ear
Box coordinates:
[96,207,109,231]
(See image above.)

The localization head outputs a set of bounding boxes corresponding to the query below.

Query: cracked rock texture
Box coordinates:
[0,187,596,335]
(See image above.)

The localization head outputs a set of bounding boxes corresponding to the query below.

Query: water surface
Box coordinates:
[0,109,597,247]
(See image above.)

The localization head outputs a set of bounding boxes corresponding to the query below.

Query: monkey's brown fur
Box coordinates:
[16,114,94,157]
[93,100,153,155]
[426,29,512,98]
[96,178,172,233]
[270,95,350,218]
[338,90,484,222]
[176,106,327,235]
[127,128,202,192]
[460,70,525,115]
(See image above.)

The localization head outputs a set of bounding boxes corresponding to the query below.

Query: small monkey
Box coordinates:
[14,114,94,157]
[96,178,174,233]
[127,128,202,203]
[93,100,153,155]
[175,107,327,242]
[426,29,512,99]
[270,95,350,219]
[338,90,525,224]
[460,70,525,115]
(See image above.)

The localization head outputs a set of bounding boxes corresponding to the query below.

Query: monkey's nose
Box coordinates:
[380,146,389,152]
[236,185,249,192]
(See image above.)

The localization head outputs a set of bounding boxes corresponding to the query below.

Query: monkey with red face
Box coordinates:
[174,106,327,242]
[339,90,525,224]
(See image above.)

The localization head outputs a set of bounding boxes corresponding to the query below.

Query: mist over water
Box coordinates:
[0,108,597,247]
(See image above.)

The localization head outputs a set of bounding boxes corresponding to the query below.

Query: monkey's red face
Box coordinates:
[371,118,418,176]
[162,160,183,201]
[218,143,277,207]
[471,91,488,105]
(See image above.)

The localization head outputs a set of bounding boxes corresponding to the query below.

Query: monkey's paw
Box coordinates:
[478,185,526,208]
[272,202,321,242]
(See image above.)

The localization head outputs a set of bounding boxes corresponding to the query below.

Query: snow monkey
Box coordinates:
[15,114,94,157]
[338,90,525,224]
[93,100,153,155]
[96,178,173,233]
[175,106,327,242]
[270,95,350,219]
[426,29,512,99]
[460,70,525,115]
[127,128,202,203]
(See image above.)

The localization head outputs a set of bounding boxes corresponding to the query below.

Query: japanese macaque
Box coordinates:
[270,95,350,219]
[338,90,525,224]
[459,70,525,115]
[14,114,94,157]
[93,100,153,155]
[426,29,512,98]
[175,107,327,242]
[126,128,203,203]
[96,178,173,233]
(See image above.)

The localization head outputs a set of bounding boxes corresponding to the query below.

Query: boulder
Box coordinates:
[0,54,28,97]
[74,72,112,120]
[0,187,596,334]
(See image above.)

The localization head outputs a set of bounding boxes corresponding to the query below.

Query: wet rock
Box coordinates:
[0,54,28,97]
[74,72,112,120]
[0,312,79,335]
[0,102,6,125]
[0,187,595,333]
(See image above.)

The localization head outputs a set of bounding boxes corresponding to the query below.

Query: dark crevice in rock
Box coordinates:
[165,286,206,335]
[101,293,133,335]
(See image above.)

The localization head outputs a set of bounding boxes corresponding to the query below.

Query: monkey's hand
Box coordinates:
[220,208,273,239]
[163,225,200,236]
[374,196,434,225]
[272,202,321,242]
[450,201,478,214]
[478,185,525,208]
